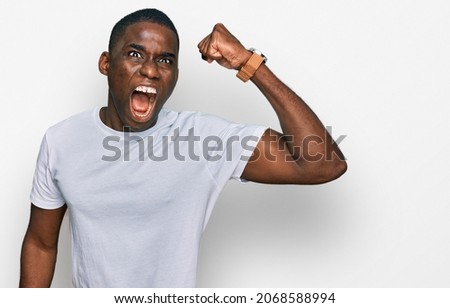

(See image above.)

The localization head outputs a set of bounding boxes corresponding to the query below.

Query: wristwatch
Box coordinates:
[236,48,268,82]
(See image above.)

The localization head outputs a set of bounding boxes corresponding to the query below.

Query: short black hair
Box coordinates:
[108,8,179,52]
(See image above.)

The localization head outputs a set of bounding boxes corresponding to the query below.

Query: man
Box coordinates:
[20,8,346,287]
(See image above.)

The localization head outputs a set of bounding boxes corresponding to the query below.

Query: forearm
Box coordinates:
[20,236,57,288]
[251,63,346,168]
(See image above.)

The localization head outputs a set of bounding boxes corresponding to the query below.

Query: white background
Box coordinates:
[1,0,449,288]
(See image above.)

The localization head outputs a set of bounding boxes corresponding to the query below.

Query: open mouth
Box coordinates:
[130,85,157,121]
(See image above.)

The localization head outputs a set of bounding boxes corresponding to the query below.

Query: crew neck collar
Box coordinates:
[93,106,163,137]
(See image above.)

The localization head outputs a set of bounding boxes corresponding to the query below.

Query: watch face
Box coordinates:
[250,48,267,63]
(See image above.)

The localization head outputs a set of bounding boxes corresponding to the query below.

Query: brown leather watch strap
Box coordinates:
[236,52,265,82]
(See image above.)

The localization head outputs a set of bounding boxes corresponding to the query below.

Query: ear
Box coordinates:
[98,51,110,76]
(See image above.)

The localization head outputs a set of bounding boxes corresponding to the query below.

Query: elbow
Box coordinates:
[321,159,347,184]
[329,159,347,181]
[302,159,347,185]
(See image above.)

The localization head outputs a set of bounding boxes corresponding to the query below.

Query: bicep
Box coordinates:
[241,129,320,184]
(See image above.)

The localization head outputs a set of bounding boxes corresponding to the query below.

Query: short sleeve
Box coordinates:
[196,113,267,185]
[30,134,66,209]
[226,124,267,181]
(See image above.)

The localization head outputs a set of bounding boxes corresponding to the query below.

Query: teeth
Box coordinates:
[135,86,157,94]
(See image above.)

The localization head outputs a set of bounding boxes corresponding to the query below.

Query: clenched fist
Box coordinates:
[198,23,252,70]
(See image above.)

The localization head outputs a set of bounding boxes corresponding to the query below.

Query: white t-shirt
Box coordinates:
[30,107,266,287]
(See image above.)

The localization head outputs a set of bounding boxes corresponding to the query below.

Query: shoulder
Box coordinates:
[45,107,96,141]
[163,108,266,138]
[164,108,235,128]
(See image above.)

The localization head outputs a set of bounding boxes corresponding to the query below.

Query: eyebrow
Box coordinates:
[161,51,176,59]
[128,43,176,59]
[128,43,145,52]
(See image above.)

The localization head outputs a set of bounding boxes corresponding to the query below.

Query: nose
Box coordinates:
[139,59,160,79]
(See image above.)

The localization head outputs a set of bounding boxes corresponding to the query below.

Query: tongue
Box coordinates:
[131,92,149,112]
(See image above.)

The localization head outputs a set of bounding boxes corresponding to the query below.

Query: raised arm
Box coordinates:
[198,24,347,184]
[20,203,67,287]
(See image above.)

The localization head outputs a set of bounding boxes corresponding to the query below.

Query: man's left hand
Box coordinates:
[198,23,251,70]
